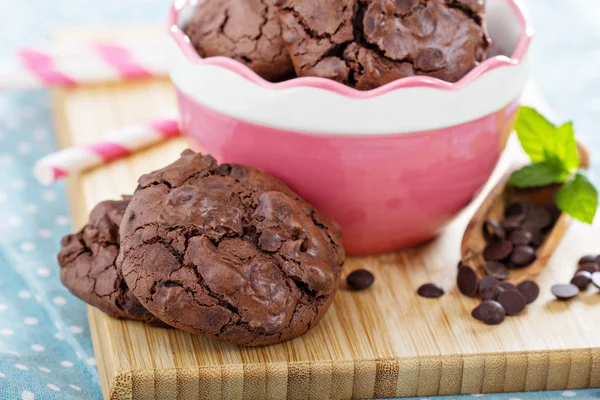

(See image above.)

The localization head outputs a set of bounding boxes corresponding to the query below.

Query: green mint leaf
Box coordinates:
[514,106,557,163]
[555,172,598,224]
[509,161,568,188]
[553,121,580,171]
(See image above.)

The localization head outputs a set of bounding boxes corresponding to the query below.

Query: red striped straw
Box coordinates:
[33,114,180,185]
[1,38,166,90]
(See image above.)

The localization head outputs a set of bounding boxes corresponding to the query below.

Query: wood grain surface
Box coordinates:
[52,30,600,400]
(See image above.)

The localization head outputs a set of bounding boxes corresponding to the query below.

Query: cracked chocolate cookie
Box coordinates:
[118,150,345,346]
[58,197,167,327]
[278,0,490,89]
[185,0,295,82]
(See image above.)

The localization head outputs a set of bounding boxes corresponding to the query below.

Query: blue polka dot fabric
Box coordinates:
[0,0,598,399]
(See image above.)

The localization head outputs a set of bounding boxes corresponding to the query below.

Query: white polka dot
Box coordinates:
[75,352,81,359]
[34,294,41,303]
[24,204,38,214]
[53,322,61,329]
[87,358,96,366]
[20,242,35,252]
[68,384,81,391]
[21,391,34,400]
[0,192,7,203]
[8,216,22,227]
[42,191,57,202]
[508,398,522,400]
[5,118,19,130]
[18,290,32,299]
[24,317,38,325]
[30,344,44,352]
[33,127,48,141]
[0,303,7,312]
[563,391,577,397]
[1,329,14,336]
[70,326,83,334]
[36,268,50,278]
[17,142,30,154]
[55,215,69,226]
[38,367,50,373]
[53,297,66,306]
[15,364,28,371]
[471,396,485,398]
[0,372,5,378]
[37,229,51,238]
[54,332,64,340]
[4,350,20,357]
[47,384,60,392]
[0,154,14,166]
[60,361,73,368]
[11,179,26,190]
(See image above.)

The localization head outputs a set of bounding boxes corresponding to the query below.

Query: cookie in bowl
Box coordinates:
[117,150,345,346]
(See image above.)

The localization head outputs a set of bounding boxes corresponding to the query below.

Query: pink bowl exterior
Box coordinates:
[178,91,519,255]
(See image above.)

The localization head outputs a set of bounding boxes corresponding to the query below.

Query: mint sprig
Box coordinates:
[511,106,598,224]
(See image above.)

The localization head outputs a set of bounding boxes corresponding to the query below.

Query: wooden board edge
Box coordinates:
[93,349,598,399]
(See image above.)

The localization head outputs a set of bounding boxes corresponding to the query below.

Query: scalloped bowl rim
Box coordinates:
[168,0,533,99]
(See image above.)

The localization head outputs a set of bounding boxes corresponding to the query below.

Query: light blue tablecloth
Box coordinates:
[0,1,598,399]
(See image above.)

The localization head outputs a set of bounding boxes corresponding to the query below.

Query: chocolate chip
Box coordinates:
[592,272,600,289]
[502,216,524,232]
[483,220,505,241]
[508,230,532,246]
[517,280,539,304]
[417,283,444,298]
[483,261,509,280]
[526,206,552,229]
[551,283,579,300]
[544,202,561,225]
[483,240,513,261]
[457,266,479,297]
[571,271,592,291]
[482,285,504,301]
[529,230,545,248]
[579,255,598,265]
[504,200,529,219]
[498,282,516,291]
[596,255,600,266]
[497,289,527,316]
[479,276,500,294]
[472,300,506,325]
[346,270,374,291]
[577,263,600,274]
[415,47,447,71]
[510,246,536,267]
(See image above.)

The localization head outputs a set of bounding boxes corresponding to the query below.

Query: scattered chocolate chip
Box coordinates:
[517,280,539,304]
[498,282,516,291]
[596,255,600,266]
[346,270,374,291]
[472,300,506,325]
[483,261,509,280]
[497,289,527,316]
[551,283,579,300]
[529,230,545,248]
[417,283,444,298]
[544,202,561,224]
[504,201,529,219]
[578,255,597,265]
[483,220,505,241]
[502,216,524,232]
[482,285,504,301]
[510,246,536,267]
[483,240,513,261]
[526,207,552,230]
[592,272,600,289]
[508,230,532,246]
[479,276,500,293]
[577,263,600,274]
[571,271,592,291]
[457,266,480,297]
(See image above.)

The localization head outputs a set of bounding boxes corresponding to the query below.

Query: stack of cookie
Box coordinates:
[58,150,345,346]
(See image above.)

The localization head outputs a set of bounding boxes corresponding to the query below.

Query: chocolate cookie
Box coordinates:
[58,198,166,326]
[185,0,295,82]
[118,150,345,346]
[278,0,489,89]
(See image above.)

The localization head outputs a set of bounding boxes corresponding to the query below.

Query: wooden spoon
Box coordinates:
[461,142,590,283]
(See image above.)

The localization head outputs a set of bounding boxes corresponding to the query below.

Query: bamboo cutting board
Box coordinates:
[52,29,600,400]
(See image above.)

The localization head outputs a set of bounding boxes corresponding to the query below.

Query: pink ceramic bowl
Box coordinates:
[167,0,533,256]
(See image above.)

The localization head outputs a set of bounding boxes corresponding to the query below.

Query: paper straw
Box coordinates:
[33,114,180,185]
[1,38,167,90]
